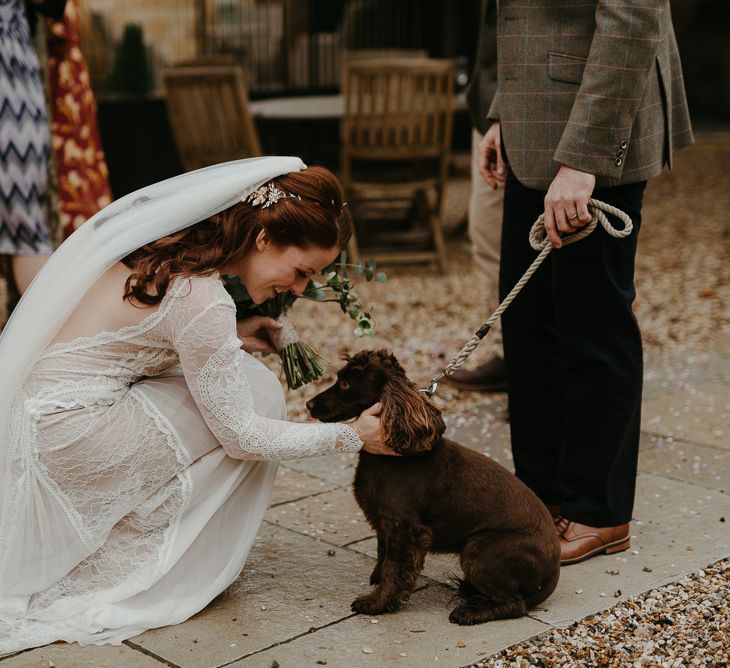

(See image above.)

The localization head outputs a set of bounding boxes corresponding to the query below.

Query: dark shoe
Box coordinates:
[559,522,630,566]
[445,356,507,392]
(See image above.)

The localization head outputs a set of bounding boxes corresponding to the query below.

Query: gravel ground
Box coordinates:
[474,558,730,668]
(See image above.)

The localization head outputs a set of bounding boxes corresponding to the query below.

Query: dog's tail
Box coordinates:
[448,574,493,607]
[451,570,555,609]
[449,574,530,618]
[523,565,560,607]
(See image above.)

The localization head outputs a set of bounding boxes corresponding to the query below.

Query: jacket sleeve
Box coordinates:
[161,276,362,461]
[553,1,665,180]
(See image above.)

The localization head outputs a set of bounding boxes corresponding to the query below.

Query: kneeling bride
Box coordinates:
[0,157,392,653]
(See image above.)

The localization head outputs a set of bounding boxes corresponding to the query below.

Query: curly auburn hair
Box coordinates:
[121,166,352,305]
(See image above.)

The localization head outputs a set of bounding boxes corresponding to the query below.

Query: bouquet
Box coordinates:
[224,252,386,390]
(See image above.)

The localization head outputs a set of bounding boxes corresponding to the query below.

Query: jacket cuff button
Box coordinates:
[615,157,623,166]
[620,140,627,149]
[617,149,625,157]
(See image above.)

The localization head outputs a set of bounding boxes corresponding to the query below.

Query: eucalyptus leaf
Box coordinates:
[308,286,327,301]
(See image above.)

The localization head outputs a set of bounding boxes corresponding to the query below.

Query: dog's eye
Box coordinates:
[338,379,350,391]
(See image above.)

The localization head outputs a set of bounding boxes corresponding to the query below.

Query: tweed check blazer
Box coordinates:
[487,0,693,190]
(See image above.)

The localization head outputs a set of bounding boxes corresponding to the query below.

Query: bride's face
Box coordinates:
[231,230,340,304]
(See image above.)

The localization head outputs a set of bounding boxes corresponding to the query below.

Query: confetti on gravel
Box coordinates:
[473,559,730,667]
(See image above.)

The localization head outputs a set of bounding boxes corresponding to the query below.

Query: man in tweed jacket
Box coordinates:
[479,0,692,565]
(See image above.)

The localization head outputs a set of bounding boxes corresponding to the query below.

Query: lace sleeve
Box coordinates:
[160,276,362,461]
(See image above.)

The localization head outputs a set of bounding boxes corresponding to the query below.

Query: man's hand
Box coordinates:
[543,166,596,248]
[478,121,506,189]
[236,316,282,353]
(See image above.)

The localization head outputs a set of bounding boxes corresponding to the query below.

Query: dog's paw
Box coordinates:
[351,594,400,615]
[449,605,488,626]
[351,594,384,615]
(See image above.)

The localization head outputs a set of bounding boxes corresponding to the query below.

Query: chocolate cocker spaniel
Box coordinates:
[306,349,560,625]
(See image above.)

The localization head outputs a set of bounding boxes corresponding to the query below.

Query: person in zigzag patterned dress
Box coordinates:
[0,0,52,297]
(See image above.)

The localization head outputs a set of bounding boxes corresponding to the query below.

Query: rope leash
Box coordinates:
[420,198,634,397]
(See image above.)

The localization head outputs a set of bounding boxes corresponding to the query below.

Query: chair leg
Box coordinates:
[430,211,447,273]
[416,189,447,273]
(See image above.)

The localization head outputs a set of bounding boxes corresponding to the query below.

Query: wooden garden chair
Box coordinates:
[340,58,454,271]
[163,64,262,172]
[339,49,428,89]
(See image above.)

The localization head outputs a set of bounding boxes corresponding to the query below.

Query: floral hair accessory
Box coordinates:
[244,182,301,208]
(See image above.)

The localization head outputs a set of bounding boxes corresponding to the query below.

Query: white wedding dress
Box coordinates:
[0,273,361,652]
[0,154,363,653]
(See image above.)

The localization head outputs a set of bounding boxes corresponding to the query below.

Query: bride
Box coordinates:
[0,156,390,653]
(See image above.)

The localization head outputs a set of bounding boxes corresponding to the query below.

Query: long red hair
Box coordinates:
[122,166,352,305]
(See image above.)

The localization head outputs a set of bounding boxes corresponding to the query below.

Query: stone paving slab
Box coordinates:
[265,486,373,547]
[0,644,159,668]
[638,437,730,491]
[529,472,730,627]
[269,465,339,507]
[228,584,550,668]
[643,348,730,400]
[279,452,358,487]
[441,419,514,472]
[348,536,462,588]
[641,381,729,448]
[128,522,375,668]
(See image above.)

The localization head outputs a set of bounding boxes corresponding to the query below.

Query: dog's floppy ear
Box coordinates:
[380,376,445,454]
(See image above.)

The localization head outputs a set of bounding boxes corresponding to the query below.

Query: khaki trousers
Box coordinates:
[469,128,504,352]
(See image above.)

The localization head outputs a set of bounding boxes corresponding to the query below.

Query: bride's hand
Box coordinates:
[236,316,282,354]
[352,403,400,456]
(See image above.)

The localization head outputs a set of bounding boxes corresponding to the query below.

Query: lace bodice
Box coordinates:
[23,273,362,461]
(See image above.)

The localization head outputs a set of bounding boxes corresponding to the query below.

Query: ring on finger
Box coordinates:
[568,212,579,220]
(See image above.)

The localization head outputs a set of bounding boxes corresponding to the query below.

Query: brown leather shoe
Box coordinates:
[559,521,630,565]
[445,356,507,392]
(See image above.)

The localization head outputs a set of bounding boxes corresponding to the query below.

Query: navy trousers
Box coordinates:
[499,169,647,526]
